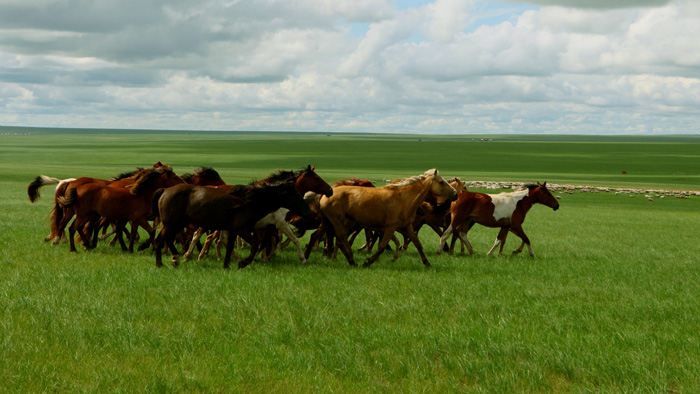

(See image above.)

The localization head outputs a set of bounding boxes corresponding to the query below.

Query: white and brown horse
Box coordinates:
[320,169,457,268]
[438,182,559,257]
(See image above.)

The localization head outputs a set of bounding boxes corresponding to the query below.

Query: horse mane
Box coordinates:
[180,173,195,182]
[258,169,304,184]
[112,168,143,181]
[388,169,438,187]
[130,166,174,195]
[524,184,539,190]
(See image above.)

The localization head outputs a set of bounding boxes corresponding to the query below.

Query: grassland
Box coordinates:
[1,127,700,393]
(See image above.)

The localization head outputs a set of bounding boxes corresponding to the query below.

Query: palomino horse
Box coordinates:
[58,166,184,253]
[183,165,333,264]
[437,182,559,257]
[320,169,458,268]
[153,179,311,269]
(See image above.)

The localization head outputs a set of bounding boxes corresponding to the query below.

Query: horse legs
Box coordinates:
[278,222,307,264]
[404,225,431,268]
[112,220,129,251]
[487,227,509,256]
[452,221,475,255]
[236,231,259,269]
[68,219,79,252]
[214,231,227,261]
[363,230,395,267]
[135,220,156,252]
[325,219,355,266]
[183,227,204,261]
[304,227,324,260]
[509,225,534,257]
[54,208,75,245]
[155,226,181,267]
[390,234,401,261]
[456,228,474,255]
[437,223,454,254]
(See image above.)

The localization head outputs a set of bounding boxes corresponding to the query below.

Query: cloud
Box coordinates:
[0,0,699,134]
[502,0,673,9]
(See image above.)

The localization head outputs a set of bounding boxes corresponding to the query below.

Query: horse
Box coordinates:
[319,169,457,268]
[437,182,559,257]
[300,178,380,260]
[58,166,184,253]
[153,179,311,269]
[27,167,148,244]
[182,165,333,264]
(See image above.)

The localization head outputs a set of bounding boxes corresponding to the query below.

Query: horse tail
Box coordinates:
[57,188,77,208]
[27,175,61,203]
[151,188,165,218]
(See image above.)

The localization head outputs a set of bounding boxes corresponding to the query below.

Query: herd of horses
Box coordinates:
[27,162,560,269]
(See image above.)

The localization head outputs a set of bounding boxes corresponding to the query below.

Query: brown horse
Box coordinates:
[437,182,559,257]
[58,166,184,253]
[153,179,311,269]
[320,169,457,268]
[27,167,148,244]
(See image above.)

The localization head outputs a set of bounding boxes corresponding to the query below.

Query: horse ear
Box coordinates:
[543,181,547,187]
[311,165,315,171]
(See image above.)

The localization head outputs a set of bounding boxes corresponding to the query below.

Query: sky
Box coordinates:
[1,0,699,134]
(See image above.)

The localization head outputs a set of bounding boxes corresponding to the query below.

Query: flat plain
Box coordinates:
[1,127,699,393]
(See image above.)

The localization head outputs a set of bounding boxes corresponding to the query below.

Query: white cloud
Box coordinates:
[0,0,699,134]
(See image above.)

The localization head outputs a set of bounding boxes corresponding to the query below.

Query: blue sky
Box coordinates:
[0,0,698,134]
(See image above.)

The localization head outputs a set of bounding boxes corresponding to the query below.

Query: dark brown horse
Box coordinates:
[58,166,184,253]
[154,178,311,269]
[183,165,333,263]
[438,182,559,257]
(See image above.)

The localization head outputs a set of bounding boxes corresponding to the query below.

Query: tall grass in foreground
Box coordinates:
[1,131,700,392]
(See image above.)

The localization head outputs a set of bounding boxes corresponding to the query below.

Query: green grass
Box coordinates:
[1,127,700,393]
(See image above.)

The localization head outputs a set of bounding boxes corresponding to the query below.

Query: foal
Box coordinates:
[437,182,559,257]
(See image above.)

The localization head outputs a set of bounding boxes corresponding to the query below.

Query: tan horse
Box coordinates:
[319,169,457,268]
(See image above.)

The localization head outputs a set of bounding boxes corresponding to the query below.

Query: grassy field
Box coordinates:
[1,127,700,393]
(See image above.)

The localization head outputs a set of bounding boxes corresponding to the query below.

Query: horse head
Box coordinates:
[297,164,333,197]
[130,166,184,196]
[533,182,559,211]
[427,169,458,201]
[448,177,465,194]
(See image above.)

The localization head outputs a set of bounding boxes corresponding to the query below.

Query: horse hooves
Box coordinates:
[362,262,372,268]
